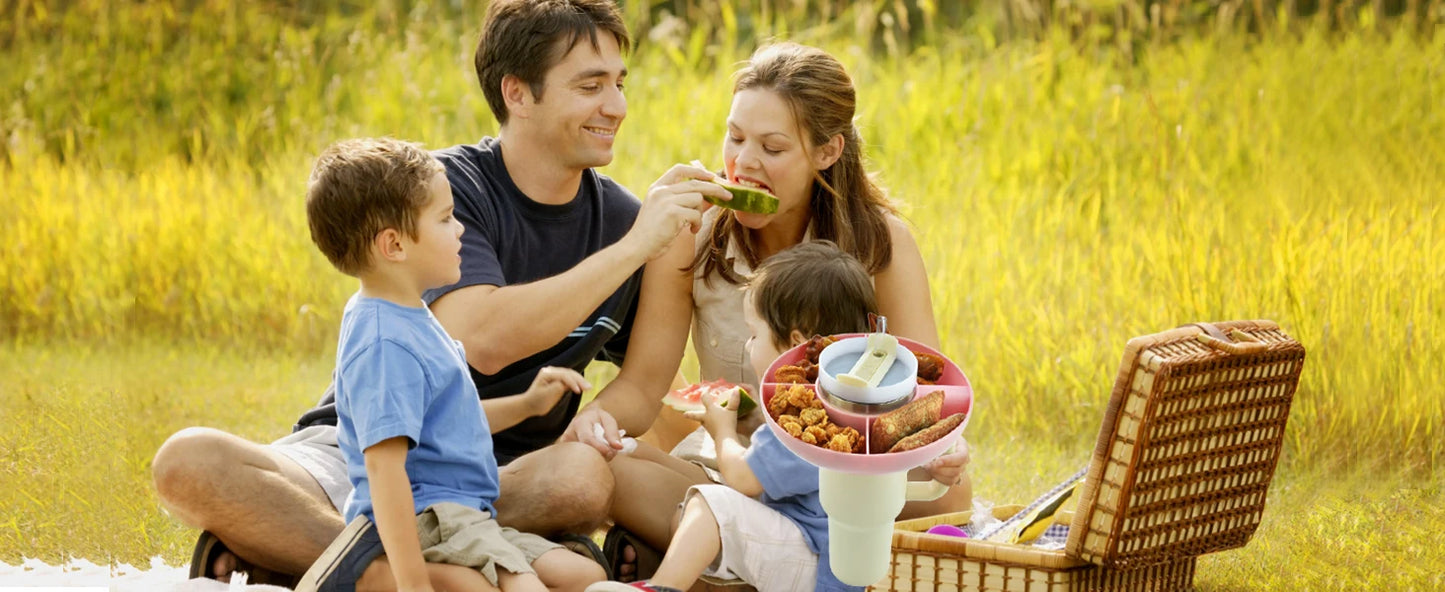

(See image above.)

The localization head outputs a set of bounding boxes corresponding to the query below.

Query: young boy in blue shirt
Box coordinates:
[588,241,954,592]
[295,137,605,592]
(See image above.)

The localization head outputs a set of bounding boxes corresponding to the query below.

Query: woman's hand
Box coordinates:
[523,366,590,417]
[684,386,741,440]
[921,438,971,486]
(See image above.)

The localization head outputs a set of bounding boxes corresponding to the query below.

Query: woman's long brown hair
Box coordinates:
[690,42,898,285]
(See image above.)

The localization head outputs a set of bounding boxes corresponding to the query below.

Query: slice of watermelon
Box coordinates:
[705,181,779,215]
[662,379,758,416]
[688,160,780,215]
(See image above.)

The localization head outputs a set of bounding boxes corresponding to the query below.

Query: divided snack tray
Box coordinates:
[761,334,974,475]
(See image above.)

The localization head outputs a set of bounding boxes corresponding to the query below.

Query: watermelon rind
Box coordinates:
[731,388,759,416]
[705,181,779,215]
[662,383,758,416]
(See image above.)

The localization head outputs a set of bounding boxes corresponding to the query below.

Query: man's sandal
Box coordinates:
[188,531,226,580]
[553,532,612,580]
[602,526,662,584]
[188,530,299,587]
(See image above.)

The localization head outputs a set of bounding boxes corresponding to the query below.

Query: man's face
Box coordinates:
[525,33,627,170]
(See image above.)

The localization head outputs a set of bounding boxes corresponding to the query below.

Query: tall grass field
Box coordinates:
[2,1,1442,590]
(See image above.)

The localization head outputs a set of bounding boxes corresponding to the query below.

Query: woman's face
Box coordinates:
[722,88,821,229]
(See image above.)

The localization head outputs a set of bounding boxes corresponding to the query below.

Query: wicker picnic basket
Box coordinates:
[871,320,1307,592]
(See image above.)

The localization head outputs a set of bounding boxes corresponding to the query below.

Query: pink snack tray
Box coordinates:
[761,334,973,475]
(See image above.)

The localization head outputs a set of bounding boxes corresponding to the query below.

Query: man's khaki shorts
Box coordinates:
[272,425,351,511]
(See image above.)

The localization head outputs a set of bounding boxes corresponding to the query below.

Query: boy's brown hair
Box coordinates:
[474,0,630,125]
[305,137,444,276]
[749,240,878,350]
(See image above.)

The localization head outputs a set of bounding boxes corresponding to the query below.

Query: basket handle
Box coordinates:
[1189,323,1269,355]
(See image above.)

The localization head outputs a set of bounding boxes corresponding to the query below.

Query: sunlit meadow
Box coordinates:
[1,2,1442,589]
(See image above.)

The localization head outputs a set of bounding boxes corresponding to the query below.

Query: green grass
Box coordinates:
[1,2,1441,588]
[3,341,1442,589]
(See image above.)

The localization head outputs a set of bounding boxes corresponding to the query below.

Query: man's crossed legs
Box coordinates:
[151,427,614,586]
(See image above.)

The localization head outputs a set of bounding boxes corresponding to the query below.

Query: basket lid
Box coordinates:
[1065,320,1306,568]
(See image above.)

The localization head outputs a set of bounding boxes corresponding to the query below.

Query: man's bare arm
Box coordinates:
[434,164,728,375]
[561,229,696,456]
[432,241,648,375]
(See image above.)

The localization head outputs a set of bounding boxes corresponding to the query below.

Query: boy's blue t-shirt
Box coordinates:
[744,424,863,592]
[333,295,499,523]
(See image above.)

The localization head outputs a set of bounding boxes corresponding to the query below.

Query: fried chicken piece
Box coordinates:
[783,384,819,410]
[801,430,820,445]
[824,426,862,453]
[869,391,945,454]
[804,425,829,444]
[804,335,838,365]
[773,364,810,384]
[915,352,947,383]
[768,389,795,420]
[825,433,855,452]
[799,407,829,428]
[780,417,804,439]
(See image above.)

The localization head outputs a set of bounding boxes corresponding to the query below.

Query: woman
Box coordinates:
[563,42,971,581]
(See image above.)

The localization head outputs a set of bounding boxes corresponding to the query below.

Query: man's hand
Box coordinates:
[562,404,626,460]
[921,438,971,486]
[622,164,731,262]
[524,367,590,418]
[684,386,740,441]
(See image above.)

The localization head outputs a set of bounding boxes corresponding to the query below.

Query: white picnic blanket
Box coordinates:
[0,557,290,591]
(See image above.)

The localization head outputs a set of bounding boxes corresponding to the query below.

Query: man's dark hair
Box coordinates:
[474,0,630,125]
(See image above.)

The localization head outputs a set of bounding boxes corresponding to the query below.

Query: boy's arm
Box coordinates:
[480,367,589,433]
[696,388,765,496]
[479,393,546,433]
[365,437,433,592]
[715,432,763,497]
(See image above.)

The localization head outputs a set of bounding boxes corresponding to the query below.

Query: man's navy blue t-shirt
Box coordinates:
[295,137,643,464]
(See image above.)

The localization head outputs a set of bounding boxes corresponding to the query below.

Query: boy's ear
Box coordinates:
[788,329,809,347]
[813,133,844,170]
[372,228,407,262]
[500,74,534,120]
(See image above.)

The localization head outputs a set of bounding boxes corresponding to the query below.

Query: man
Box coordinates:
[151,0,731,583]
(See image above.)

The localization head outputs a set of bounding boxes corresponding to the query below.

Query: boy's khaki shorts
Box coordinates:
[417,502,562,586]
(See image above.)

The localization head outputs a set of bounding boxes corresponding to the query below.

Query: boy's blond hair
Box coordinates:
[305,137,445,276]
[749,240,878,350]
